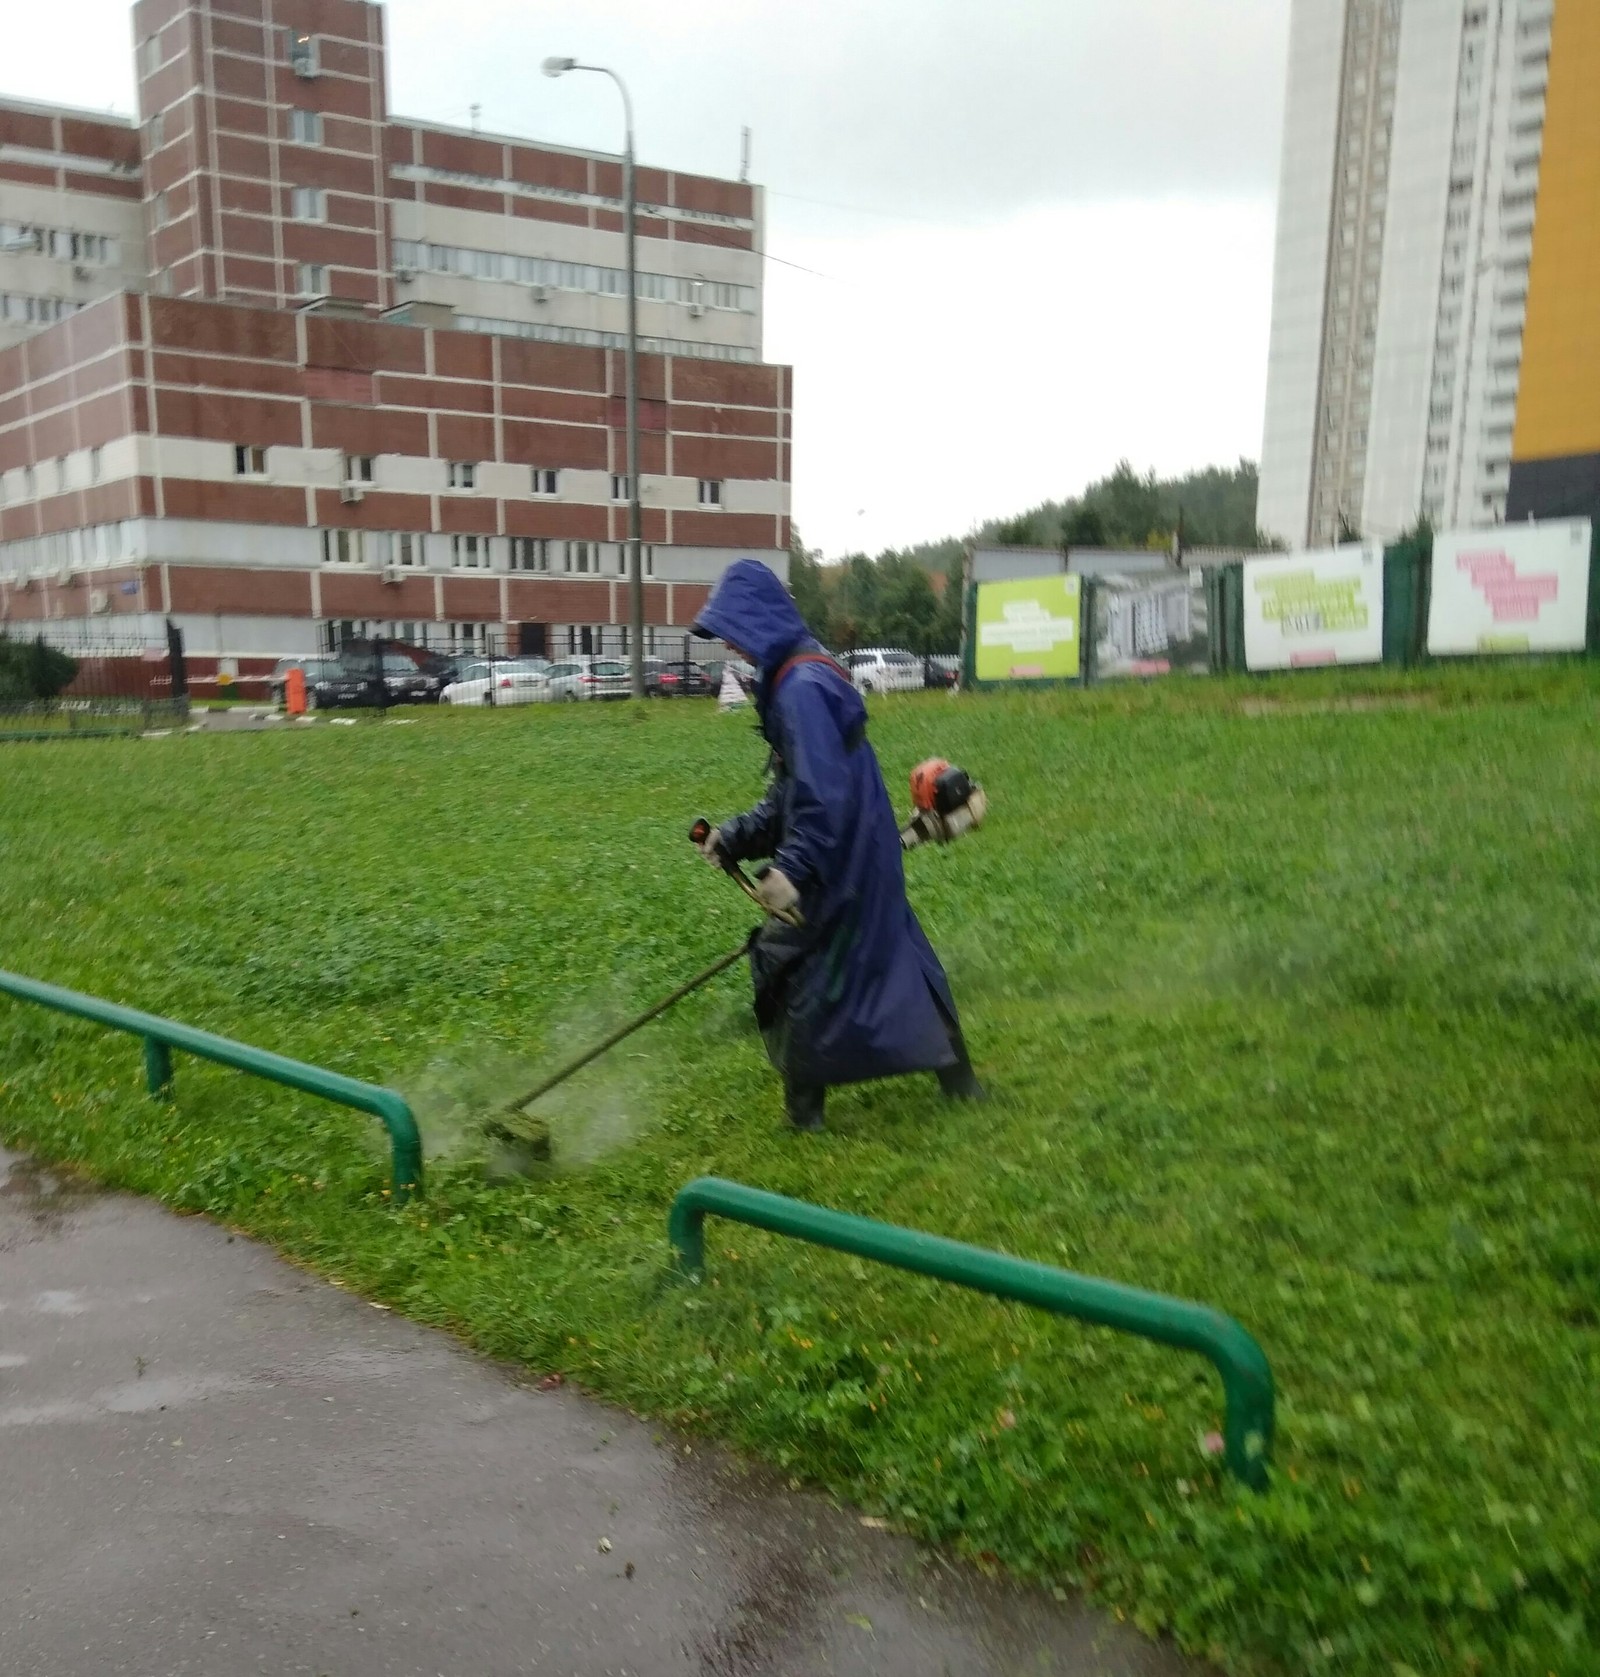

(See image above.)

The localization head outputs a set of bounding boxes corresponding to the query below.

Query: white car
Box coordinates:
[542,656,632,700]
[847,647,924,694]
[441,658,551,705]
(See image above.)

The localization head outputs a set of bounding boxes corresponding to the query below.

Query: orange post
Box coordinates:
[285,665,307,715]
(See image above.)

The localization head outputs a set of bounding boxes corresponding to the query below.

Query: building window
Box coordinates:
[289,109,323,144]
[290,187,326,222]
[155,191,170,225]
[148,112,165,150]
[344,454,374,484]
[143,34,161,76]
[395,532,422,567]
[88,447,101,483]
[511,537,549,572]
[697,479,723,507]
[565,541,594,574]
[234,445,267,477]
[610,474,631,501]
[296,263,328,297]
[22,466,34,497]
[286,31,319,75]
[451,534,483,569]
[156,268,173,296]
[531,468,558,496]
[447,461,477,490]
[321,529,365,565]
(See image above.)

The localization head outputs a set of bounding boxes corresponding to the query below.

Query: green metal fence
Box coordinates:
[0,969,422,1202]
[667,1176,1274,1489]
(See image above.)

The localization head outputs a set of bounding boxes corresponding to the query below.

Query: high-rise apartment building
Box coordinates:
[0,0,786,685]
[1256,0,1595,548]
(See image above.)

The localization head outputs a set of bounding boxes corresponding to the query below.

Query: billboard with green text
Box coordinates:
[973,574,1082,683]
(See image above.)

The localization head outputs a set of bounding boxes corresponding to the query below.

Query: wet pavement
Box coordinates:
[0,1146,1190,1677]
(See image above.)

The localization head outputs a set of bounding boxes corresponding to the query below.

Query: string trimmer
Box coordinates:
[485,760,986,1159]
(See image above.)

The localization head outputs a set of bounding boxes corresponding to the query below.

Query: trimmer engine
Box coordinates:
[900,758,988,850]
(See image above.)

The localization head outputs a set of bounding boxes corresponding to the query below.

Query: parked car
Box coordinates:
[380,652,445,704]
[846,647,924,694]
[340,638,455,691]
[923,654,961,689]
[542,657,632,701]
[702,658,756,693]
[648,660,717,698]
[441,658,552,706]
[307,658,384,709]
[268,655,340,706]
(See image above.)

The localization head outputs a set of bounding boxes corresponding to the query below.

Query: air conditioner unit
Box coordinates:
[73,264,93,282]
[381,565,405,586]
[687,302,705,318]
[394,266,416,283]
[290,39,319,78]
[529,283,549,303]
[89,587,111,614]
[340,485,364,505]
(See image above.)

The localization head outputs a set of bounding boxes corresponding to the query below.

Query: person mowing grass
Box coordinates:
[692,558,984,1131]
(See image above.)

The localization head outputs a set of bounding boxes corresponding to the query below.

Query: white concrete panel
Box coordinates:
[720,478,787,516]
[149,436,235,482]
[271,446,342,487]
[141,519,323,568]
[391,198,760,287]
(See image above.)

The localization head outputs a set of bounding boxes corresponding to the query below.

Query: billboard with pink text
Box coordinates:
[1426,520,1593,656]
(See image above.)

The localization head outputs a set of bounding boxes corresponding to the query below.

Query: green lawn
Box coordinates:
[2,665,1597,1675]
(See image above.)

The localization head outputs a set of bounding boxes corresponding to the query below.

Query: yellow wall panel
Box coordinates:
[1513,1,1600,463]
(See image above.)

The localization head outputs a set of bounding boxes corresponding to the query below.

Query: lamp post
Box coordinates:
[542,56,645,698]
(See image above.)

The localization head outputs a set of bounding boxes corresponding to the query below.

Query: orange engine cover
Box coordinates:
[910,757,951,813]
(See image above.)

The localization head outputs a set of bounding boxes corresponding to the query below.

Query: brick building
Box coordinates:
[0,0,790,689]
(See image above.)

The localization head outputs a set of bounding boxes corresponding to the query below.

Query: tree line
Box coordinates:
[786,458,1272,653]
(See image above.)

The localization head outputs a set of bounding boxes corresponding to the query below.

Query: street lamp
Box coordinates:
[543,56,645,699]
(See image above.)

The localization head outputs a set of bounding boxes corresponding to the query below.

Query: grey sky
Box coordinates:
[8,0,1291,555]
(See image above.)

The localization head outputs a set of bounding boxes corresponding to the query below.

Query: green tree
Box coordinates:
[874,555,940,653]
[1061,504,1107,547]
[786,527,833,644]
[0,635,77,702]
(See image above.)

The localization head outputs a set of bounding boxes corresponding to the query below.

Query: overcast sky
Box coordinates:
[7,0,1291,557]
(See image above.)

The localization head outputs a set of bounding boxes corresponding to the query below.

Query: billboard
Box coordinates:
[1093,570,1210,679]
[973,574,1081,682]
[1243,544,1384,671]
[1426,519,1593,656]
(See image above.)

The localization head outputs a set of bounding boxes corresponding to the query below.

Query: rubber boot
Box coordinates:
[785,1078,826,1132]
[937,1052,987,1102]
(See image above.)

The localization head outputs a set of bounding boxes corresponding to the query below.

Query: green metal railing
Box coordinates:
[0,970,422,1202]
[668,1177,1274,1489]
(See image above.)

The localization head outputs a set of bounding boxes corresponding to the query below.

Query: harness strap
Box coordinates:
[769,651,864,753]
[772,651,850,692]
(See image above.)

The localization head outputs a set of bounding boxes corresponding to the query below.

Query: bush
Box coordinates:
[0,634,78,701]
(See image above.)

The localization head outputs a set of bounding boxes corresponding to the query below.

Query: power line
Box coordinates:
[754,245,837,281]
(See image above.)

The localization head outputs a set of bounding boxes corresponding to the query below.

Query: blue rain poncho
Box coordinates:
[694,560,962,1087]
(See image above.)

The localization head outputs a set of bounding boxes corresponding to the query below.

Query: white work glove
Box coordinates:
[755,867,800,916]
[697,826,725,867]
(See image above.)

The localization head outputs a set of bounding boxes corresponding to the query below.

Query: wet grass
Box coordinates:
[2,662,1598,1675]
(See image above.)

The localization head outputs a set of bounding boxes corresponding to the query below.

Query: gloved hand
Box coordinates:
[697,825,725,868]
[755,867,800,916]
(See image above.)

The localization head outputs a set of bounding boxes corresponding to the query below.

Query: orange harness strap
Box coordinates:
[771,650,850,692]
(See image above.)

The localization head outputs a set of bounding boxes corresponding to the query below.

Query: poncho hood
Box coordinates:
[693,559,810,672]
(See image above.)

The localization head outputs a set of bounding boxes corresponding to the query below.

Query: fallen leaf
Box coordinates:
[843,1612,873,1632]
